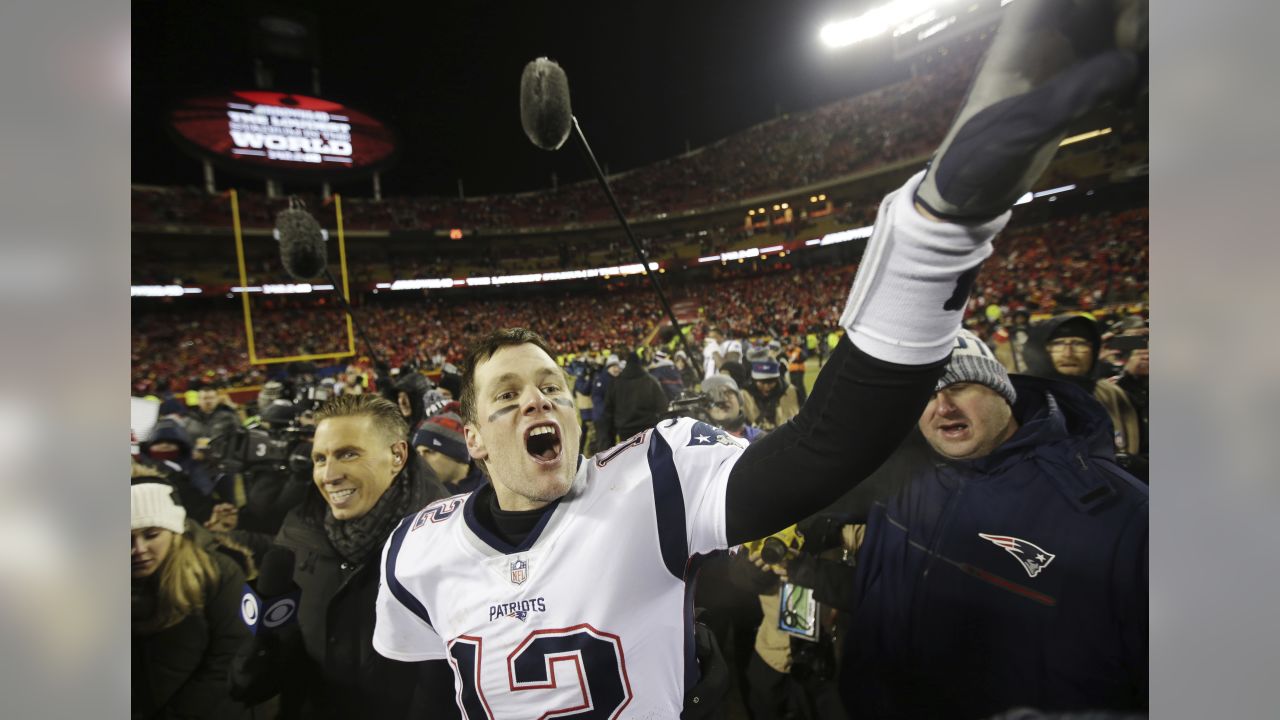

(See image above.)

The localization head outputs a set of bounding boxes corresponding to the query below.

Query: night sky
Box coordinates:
[132,0,908,197]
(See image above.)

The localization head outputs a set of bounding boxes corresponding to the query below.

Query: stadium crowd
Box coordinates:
[131,205,1148,395]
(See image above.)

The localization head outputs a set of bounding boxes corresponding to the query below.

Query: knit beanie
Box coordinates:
[131,483,187,534]
[413,411,470,464]
[700,374,741,402]
[936,329,1017,406]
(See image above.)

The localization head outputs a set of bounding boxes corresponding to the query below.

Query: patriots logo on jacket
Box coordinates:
[687,421,744,448]
[978,533,1056,578]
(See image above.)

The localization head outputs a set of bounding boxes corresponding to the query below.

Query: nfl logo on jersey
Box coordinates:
[510,558,528,585]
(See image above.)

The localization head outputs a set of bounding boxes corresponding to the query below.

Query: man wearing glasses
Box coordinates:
[1024,314,1146,481]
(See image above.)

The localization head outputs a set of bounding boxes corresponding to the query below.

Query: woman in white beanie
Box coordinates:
[131,482,249,719]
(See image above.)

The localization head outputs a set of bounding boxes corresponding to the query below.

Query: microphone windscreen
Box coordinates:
[257,547,297,597]
[275,208,328,280]
[520,57,573,151]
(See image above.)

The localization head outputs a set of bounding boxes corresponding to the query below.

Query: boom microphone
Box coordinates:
[269,195,392,375]
[275,199,328,280]
[517,57,696,362]
[520,57,573,151]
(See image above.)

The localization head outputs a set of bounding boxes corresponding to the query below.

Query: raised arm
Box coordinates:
[724,0,1144,545]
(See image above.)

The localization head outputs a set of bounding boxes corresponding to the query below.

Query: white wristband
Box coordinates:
[840,170,1010,365]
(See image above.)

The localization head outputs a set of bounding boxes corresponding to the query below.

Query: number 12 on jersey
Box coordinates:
[447,623,634,719]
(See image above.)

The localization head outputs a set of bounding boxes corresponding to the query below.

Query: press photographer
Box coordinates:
[731,514,861,720]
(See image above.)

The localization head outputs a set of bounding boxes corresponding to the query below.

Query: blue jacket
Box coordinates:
[141,418,219,499]
[647,361,685,402]
[590,371,613,423]
[839,375,1148,719]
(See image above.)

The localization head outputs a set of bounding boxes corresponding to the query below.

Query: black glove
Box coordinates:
[682,618,730,719]
[916,0,1147,221]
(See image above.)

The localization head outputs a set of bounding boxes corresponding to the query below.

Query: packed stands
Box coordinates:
[131,204,1148,393]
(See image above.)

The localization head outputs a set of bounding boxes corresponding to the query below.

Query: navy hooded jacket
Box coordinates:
[838,374,1148,719]
[139,418,220,522]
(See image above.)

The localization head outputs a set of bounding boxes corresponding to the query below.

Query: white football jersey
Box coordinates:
[375,417,748,719]
[702,338,721,380]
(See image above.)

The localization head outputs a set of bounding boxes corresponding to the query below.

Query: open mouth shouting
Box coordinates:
[524,422,563,466]
[938,420,970,440]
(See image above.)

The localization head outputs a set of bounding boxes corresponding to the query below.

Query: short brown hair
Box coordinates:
[314,394,408,444]
[459,328,556,426]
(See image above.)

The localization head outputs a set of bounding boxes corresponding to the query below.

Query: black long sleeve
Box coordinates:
[724,334,945,545]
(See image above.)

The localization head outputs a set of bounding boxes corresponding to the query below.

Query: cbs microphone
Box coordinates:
[229,547,302,703]
[240,547,301,634]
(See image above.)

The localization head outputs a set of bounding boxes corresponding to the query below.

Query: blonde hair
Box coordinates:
[135,533,221,634]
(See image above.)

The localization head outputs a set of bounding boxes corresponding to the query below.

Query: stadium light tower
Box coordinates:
[820,0,957,49]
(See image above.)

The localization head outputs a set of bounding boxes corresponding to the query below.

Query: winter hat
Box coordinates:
[700,374,741,402]
[131,483,187,534]
[157,397,187,417]
[751,359,781,380]
[605,355,622,369]
[1048,315,1100,344]
[936,329,1017,406]
[424,398,461,420]
[413,411,470,464]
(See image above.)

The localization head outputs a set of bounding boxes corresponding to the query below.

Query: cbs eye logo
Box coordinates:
[240,593,259,625]
[241,592,298,628]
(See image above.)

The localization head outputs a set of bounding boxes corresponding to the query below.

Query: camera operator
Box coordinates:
[701,374,763,444]
[725,522,826,720]
[229,399,314,537]
[738,514,867,720]
[198,384,322,543]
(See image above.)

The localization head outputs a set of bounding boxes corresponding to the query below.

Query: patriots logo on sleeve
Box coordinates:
[978,533,1056,578]
[687,421,744,448]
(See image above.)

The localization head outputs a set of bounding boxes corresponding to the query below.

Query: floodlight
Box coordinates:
[820,0,952,49]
